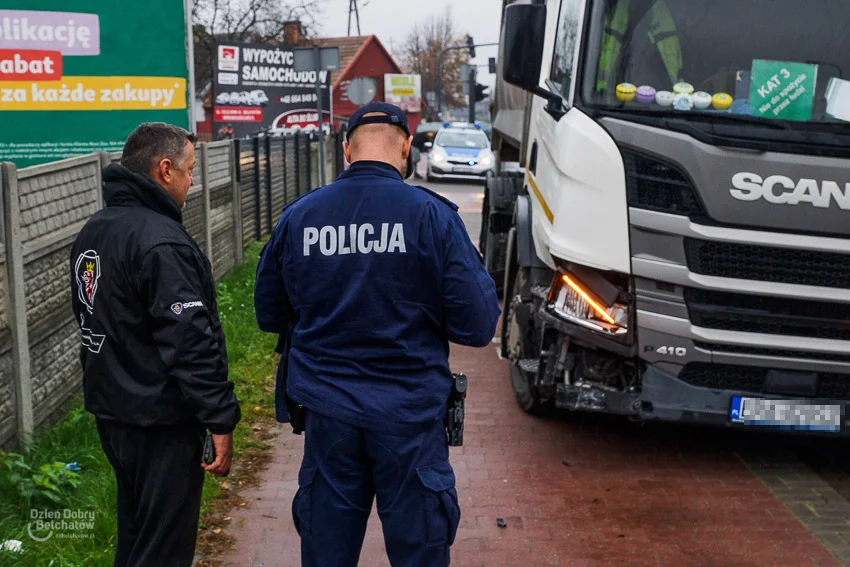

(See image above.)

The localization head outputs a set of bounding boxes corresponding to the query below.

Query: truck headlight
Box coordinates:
[549,270,630,337]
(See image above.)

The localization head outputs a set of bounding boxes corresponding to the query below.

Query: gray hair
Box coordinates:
[121,122,197,176]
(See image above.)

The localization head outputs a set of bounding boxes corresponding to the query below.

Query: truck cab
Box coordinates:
[482,0,850,433]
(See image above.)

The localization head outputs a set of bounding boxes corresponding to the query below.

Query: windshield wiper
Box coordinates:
[686,112,794,130]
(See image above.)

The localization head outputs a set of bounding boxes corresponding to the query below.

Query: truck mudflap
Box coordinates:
[554,364,850,436]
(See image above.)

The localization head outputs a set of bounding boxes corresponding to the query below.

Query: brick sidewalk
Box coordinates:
[214,344,840,567]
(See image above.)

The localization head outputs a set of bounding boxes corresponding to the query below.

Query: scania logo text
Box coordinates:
[730,173,850,210]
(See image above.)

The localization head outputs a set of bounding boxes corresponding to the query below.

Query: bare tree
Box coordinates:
[192,0,324,95]
[397,8,472,119]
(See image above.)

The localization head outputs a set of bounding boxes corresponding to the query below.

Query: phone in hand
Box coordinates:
[202,434,216,465]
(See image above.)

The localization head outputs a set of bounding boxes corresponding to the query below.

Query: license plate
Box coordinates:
[730,396,842,433]
[451,166,470,173]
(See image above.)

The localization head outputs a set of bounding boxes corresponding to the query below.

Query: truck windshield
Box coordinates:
[574,0,850,127]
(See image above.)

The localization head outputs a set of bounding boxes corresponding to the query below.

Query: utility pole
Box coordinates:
[468,66,476,124]
[312,46,327,186]
[295,45,341,186]
[348,0,362,35]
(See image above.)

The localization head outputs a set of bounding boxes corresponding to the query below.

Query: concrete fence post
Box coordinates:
[1,163,33,448]
[230,141,244,265]
[200,143,213,259]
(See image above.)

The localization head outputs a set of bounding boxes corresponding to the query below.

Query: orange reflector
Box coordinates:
[562,275,616,325]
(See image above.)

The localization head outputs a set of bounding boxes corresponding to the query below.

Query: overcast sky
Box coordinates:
[314,0,502,88]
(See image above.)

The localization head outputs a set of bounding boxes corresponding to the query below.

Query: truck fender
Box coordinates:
[515,194,546,269]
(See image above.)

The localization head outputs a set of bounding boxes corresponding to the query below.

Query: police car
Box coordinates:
[426,123,495,182]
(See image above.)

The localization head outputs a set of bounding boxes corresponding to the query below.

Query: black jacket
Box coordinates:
[70,164,241,434]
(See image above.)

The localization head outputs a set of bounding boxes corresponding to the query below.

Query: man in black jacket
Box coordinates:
[70,122,241,567]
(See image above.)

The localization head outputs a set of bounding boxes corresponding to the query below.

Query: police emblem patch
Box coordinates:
[74,250,101,314]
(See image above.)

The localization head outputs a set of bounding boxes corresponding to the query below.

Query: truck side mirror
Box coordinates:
[502,3,547,93]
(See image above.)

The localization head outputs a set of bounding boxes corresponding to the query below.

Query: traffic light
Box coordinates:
[466,35,475,58]
[488,57,497,74]
[474,83,489,103]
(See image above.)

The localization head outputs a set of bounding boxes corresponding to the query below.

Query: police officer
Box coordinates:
[254,102,501,566]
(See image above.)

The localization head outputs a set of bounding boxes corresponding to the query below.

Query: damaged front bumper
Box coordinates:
[555,365,850,436]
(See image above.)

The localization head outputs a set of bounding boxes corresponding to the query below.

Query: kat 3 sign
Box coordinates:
[74,250,101,313]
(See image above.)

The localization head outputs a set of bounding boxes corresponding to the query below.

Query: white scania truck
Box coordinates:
[481,0,850,434]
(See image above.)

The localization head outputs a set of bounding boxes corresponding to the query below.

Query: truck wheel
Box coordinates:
[504,266,551,416]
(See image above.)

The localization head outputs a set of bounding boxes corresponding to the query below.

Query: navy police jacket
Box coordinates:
[255,161,501,433]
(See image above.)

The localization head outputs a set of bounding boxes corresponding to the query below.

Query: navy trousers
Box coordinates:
[292,411,460,567]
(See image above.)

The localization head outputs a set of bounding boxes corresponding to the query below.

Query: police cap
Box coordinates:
[346,102,414,179]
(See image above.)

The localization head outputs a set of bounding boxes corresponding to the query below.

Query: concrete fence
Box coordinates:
[0,133,338,449]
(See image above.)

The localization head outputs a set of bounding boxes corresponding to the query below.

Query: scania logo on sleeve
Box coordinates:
[171,301,203,315]
[730,173,850,210]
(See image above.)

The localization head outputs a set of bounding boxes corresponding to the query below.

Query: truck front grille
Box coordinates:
[684,238,850,289]
[678,363,850,399]
[622,150,704,215]
[685,289,850,341]
[694,342,850,364]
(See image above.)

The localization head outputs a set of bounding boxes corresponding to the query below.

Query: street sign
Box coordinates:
[293,46,341,72]
[348,77,377,106]
[291,45,340,186]
[460,64,474,82]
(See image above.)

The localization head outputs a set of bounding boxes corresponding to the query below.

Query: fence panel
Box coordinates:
[254,138,268,241]
[269,139,284,229]
[298,135,310,196]
[239,140,257,246]
[0,132,338,448]
[182,186,206,248]
[257,138,270,240]
[16,154,102,431]
[284,137,298,204]
[0,167,13,447]
[207,142,237,280]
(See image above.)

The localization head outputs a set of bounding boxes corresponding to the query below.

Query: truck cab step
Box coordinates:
[518,359,540,374]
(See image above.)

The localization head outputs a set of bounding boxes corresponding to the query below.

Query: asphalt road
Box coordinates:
[410,154,486,243]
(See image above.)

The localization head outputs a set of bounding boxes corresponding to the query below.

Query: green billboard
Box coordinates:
[0,1,191,167]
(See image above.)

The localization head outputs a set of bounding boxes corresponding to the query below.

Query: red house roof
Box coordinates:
[305,35,403,91]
